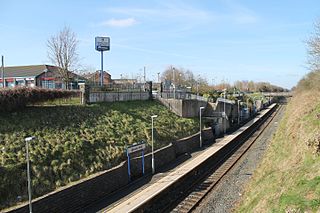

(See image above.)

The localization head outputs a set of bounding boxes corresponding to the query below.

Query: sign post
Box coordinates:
[126,141,146,181]
[1,56,4,88]
[95,37,110,86]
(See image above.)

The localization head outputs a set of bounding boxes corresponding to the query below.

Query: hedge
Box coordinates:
[0,87,78,112]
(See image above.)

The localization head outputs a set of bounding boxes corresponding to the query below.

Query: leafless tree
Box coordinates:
[47,26,79,89]
[307,21,320,71]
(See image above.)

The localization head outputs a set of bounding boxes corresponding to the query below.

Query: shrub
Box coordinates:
[0,87,78,112]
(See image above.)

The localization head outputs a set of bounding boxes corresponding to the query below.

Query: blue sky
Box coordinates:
[1,0,319,89]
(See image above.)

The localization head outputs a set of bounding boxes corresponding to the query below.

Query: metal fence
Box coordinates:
[156,92,210,102]
[87,82,149,93]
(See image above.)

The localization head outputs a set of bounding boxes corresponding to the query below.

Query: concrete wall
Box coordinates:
[156,97,207,118]
[89,91,150,103]
[181,100,208,117]
[205,101,239,135]
[173,128,213,155]
[9,163,129,213]
[130,144,176,178]
[157,97,183,116]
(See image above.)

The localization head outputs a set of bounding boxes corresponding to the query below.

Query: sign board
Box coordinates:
[126,141,146,181]
[217,97,235,104]
[127,143,146,154]
[95,37,110,51]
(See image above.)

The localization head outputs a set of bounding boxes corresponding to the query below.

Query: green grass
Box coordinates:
[0,100,198,209]
[32,96,81,106]
[237,91,320,212]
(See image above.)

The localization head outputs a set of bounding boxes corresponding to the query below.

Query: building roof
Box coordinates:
[1,65,55,78]
[82,70,111,80]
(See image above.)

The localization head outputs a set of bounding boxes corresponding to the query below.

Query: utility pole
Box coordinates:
[143,66,146,83]
[1,56,4,88]
[157,72,160,83]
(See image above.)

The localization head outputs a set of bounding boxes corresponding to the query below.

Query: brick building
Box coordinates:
[0,65,83,89]
[83,70,112,85]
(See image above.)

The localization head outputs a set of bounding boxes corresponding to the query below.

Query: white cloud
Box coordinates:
[105,4,213,24]
[100,18,137,27]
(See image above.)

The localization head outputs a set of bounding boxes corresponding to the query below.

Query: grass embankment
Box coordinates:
[0,100,198,209]
[237,91,320,212]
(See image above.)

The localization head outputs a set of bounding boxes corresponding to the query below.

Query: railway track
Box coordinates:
[162,105,282,213]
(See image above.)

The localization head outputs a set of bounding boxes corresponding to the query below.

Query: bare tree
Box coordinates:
[307,21,320,71]
[47,26,79,89]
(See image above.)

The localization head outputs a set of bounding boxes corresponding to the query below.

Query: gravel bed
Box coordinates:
[194,105,286,213]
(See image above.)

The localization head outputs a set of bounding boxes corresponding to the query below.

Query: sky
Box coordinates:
[1,0,320,89]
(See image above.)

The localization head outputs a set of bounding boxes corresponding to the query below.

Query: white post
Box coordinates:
[238,100,240,125]
[224,89,226,136]
[151,115,158,174]
[172,67,175,99]
[25,136,35,213]
[200,107,205,147]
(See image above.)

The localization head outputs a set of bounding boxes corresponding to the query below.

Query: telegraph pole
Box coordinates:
[143,66,146,83]
[1,56,4,88]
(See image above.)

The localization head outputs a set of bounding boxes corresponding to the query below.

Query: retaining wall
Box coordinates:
[8,162,129,213]
[89,91,150,103]
[156,97,207,118]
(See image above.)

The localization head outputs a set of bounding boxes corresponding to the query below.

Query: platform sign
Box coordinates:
[126,141,146,181]
[127,143,146,154]
[95,37,110,51]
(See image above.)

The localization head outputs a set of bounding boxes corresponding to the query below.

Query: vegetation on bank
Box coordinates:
[237,20,320,212]
[237,74,320,212]
[0,100,198,209]
[0,87,78,112]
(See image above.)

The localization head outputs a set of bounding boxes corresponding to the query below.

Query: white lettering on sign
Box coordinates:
[95,37,110,51]
[127,143,146,154]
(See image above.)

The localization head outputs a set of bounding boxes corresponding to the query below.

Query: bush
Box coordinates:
[0,87,78,112]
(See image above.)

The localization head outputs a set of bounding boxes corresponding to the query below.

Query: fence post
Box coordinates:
[79,84,90,104]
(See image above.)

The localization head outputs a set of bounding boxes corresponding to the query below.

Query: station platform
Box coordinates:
[84,104,276,213]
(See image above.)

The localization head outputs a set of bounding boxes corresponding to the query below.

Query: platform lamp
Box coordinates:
[151,115,158,174]
[25,136,35,213]
[199,106,205,148]
[223,89,227,136]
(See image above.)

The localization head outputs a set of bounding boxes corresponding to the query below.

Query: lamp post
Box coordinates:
[199,107,205,148]
[151,115,158,174]
[223,89,227,136]
[238,100,241,125]
[172,67,175,99]
[25,136,35,213]
[196,82,199,98]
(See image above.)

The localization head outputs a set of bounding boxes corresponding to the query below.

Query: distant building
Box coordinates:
[112,78,137,85]
[0,65,83,89]
[83,70,112,85]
